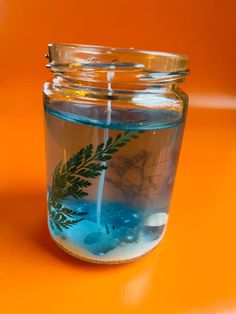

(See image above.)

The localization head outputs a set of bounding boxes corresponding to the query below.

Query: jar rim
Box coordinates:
[48,43,188,72]
[49,43,188,60]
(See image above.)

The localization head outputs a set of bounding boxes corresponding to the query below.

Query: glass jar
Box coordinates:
[44,44,189,264]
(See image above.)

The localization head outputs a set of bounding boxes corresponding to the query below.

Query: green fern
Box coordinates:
[48,130,142,231]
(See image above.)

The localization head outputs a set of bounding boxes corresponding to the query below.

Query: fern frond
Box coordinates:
[48,130,143,231]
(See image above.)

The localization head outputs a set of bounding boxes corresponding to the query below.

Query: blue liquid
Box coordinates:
[45,99,184,262]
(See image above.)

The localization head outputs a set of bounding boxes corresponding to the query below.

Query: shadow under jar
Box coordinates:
[43,44,189,264]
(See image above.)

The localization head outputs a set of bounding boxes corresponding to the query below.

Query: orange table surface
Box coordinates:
[1,86,236,314]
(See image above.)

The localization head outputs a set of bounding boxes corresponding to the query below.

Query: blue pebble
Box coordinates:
[84,232,103,244]
[65,220,102,244]
[84,233,119,255]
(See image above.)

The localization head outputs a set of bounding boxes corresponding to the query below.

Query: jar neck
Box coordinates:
[48,61,188,88]
[49,75,182,104]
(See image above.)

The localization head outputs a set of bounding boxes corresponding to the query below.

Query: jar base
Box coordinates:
[51,234,162,265]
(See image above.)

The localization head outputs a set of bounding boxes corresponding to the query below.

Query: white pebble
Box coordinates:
[144,213,168,227]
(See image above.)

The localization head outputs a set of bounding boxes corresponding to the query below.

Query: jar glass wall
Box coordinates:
[44,44,189,263]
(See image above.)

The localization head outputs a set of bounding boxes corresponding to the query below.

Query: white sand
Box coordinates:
[53,234,164,264]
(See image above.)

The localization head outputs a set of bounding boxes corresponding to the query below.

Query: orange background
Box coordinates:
[1,0,236,313]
